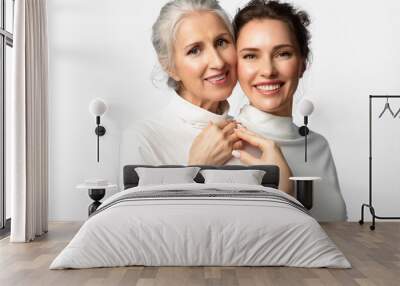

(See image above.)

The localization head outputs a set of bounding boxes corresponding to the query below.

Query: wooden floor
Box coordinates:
[0,222,399,286]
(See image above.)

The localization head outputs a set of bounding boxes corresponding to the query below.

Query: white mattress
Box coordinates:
[50,183,350,269]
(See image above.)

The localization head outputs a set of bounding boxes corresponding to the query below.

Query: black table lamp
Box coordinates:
[298,99,314,162]
[89,98,107,162]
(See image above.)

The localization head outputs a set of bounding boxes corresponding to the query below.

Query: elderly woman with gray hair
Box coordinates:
[120,0,293,193]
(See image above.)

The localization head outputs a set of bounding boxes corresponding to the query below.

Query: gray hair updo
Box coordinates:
[152,0,233,92]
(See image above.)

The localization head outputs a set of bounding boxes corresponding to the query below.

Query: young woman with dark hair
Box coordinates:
[230,0,347,221]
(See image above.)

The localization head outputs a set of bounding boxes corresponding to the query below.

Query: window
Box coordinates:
[0,0,14,234]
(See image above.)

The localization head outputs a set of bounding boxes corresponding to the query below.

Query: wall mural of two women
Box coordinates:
[120,0,347,222]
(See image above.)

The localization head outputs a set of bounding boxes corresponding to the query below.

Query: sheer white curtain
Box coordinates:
[9,0,48,242]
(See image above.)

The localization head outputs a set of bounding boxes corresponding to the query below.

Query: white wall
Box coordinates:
[47,0,400,221]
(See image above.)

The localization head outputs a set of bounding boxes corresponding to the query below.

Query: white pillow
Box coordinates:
[135,167,200,186]
[200,169,266,185]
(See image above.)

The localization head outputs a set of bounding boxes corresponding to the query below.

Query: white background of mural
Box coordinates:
[46,0,400,221]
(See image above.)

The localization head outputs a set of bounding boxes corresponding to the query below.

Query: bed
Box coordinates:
[50,165,350,269]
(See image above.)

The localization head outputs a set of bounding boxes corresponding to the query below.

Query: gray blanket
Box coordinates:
[91,188,309,217]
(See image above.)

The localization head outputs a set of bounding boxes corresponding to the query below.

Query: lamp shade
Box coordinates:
[298,99,314,116]
[89,98,107,117]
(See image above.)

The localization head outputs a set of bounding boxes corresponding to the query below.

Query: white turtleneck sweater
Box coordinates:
[228,104,347,222]
[119,93,230,170]
[120,96,346,221]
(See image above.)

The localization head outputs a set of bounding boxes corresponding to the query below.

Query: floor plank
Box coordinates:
[0,222,399,286]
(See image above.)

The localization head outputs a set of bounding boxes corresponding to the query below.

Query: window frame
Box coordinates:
[0,0,14,233]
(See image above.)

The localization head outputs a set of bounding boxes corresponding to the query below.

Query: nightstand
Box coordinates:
[76,183,117,216]
[289,177,321,210]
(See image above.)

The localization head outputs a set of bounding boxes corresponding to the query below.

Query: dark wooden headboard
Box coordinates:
[123,165,280,189]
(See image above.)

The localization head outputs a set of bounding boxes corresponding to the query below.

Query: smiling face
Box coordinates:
[236,19,305,116]
[170,11,237,112]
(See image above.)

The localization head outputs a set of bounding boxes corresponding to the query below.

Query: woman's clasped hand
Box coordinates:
[232,126,293,194]
[189,120,243,165]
